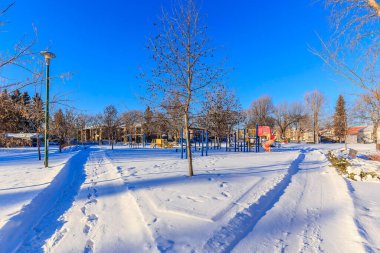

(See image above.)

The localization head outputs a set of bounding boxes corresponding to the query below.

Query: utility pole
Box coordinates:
[40,51,56,168]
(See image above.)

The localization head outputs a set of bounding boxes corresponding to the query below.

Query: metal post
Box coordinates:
[201,130,204,156]
[256,123,259,153]
[44,63,50,167]
[206,130,209,156]
[180,128,183,159]
[244,129,246,152]
[234,132,237,152]
[40,51,56,168]
[185,129,189,159]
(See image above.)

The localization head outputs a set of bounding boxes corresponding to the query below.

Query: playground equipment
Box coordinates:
[262,135,276,152]
[226,125,276,153]
[151,138,173,148]
[258,126,276,152]
[226,124,260,153]
[125,133,147,148]
[180,127,209,159]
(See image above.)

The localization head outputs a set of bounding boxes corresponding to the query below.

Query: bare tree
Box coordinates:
[161,95,184,142]
[76,114,88,143]
[30,93,44,159]
[274,102,305,140]
[247,96,275,128]
[304,90,325,144]
[92,113,104,144]
[103,105,119,150]
[146,0,224,176]
[201,85,244,141]
[52,109,66,152]
[354,92,380,142]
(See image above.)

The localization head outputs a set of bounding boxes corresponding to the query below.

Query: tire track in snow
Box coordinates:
[0,149,88,253]
[204,150,306,253]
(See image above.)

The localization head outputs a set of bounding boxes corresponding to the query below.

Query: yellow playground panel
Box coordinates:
[151,138,173,148]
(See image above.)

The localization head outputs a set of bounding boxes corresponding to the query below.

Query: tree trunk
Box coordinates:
[373,121,378,143]
[184,113,193,177]
[108,127,111,146]
[374,121,380,150]
[314,112,319,144]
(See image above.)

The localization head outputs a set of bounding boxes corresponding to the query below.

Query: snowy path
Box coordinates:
[232,149,365,253]
[0,148,88,253]
[44,148,157,253]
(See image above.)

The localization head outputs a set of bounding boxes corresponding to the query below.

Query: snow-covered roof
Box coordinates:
[4,133,43,139]
[347,126,366,135]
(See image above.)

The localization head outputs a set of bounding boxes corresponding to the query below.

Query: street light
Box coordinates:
[40,50,56,168]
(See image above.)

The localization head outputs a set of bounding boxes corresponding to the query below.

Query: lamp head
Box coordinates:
[40,51,56,65]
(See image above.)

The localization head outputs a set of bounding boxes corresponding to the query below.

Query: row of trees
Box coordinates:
[246,90,349,144]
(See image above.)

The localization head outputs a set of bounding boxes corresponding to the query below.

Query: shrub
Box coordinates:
[327,151,351,175]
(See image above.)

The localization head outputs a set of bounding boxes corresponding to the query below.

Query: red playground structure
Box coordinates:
[258,126,276,152]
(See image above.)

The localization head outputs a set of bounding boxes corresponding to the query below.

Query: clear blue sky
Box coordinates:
[3,0,355,114]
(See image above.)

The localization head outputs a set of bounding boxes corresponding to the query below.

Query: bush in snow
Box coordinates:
[327,151,351,176]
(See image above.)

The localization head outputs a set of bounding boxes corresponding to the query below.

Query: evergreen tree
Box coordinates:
[333,95,348,143]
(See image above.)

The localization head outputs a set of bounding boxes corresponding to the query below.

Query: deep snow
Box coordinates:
[0,144,379,253]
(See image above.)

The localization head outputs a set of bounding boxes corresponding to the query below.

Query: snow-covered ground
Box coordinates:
[0,144,379,252]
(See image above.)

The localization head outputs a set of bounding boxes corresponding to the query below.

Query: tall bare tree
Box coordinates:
[31,93,44,159]
[274,102,305,140]
[162,95,184,142]
[305,90,325,144]
[103,105,119,150]
[247,96,275,128]
[146,0,224,176]
[201,85,244,141]
[52,109,66,152]
[354,92,380,142]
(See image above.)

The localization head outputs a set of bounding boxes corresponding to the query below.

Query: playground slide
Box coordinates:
[262,136,276,152]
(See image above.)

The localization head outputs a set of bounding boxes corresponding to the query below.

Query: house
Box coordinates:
[1,133,43,147]
[346,126,370,144]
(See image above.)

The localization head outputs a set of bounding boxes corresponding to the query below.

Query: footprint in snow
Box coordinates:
[86,199,98,205]
[221,192,231,198]
[220,182,228,188]
[148,217,159,226]
[84,239,94,253]
[87,214,98,222]
[83,224,91,234]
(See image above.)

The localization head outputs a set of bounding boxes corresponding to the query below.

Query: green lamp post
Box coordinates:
[40,51,56,168]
